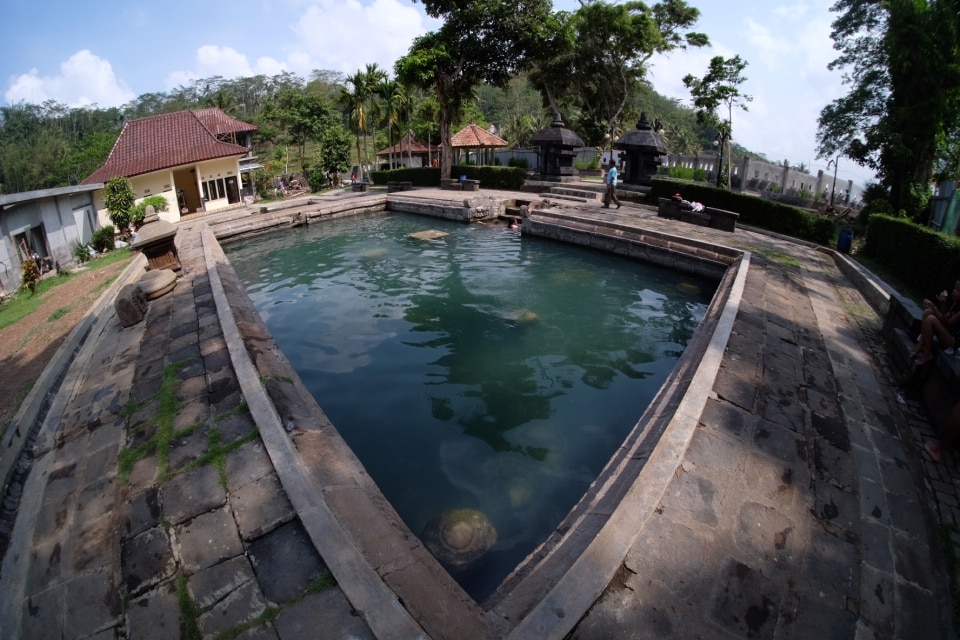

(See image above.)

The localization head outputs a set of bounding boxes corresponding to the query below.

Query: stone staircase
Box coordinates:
[537,185,604,204]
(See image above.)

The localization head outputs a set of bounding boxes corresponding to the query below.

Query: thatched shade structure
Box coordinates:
[613,112,669,186]
[376,130,440,168]
[451,123,508,166]
[530,113,584,182]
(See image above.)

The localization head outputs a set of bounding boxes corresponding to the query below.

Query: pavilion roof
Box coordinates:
[450,123,508,149]
[376,130,439,156]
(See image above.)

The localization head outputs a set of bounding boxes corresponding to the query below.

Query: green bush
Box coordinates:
[509,157,532,170]
[370,167,441,186]
[131,195,169,228]
[73,242,91,263]
[451,165,528,190]
[103,177,135,237]
[368,165,528,190]
[20,257,40,293]
[91,226,116,253]
[574,157,600,171]
[863,215,960,296]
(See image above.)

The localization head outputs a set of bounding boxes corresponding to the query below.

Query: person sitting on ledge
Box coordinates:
[912,278,960,367]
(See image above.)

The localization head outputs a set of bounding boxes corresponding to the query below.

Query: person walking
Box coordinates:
[603,160,621,209]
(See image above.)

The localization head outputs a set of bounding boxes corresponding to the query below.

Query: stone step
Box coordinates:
[545,187,602,201]
[538,192,595,204]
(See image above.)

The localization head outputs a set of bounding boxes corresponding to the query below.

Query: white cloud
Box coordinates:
[162,0,430,90]
[164,45,287,89]
[290,0,430,74]
[3,50,134,108]
[744,18,791,70]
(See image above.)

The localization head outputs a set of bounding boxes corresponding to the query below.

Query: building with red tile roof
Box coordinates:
[83,108,257,222]
[375,130,440,168]
[450,123,508,165]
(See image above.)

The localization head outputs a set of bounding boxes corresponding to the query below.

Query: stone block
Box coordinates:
[230,474,295,541]
[198,578,268,636]
[161,464,225,525]
[177,508,244,574]
[121,526,176,595]
[126,581,182,640]
[188,555,256,609]
[247,519,328,604]
[64,567,122,637]
[273,590,374,639]
[115,283,148,327]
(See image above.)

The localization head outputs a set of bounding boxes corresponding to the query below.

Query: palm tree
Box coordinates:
[341,71,369,178]
[362,64,388,170]
[378,80,407,168]
[204,89,238,116]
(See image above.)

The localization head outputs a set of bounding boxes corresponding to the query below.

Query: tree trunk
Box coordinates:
[439,86,453,180]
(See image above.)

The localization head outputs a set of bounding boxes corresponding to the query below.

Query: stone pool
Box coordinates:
[224,212,717,601]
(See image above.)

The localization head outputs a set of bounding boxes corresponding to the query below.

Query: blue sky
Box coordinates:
[0,0,874,187]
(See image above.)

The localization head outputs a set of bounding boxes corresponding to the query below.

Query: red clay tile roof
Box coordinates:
[82,109,255,184]
[193,108,258,136]
[450,123,507,148]
[376,130,439,156]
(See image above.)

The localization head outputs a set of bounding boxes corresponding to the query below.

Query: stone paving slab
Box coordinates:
[0,190,956,639]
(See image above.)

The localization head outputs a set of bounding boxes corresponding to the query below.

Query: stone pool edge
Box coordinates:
[201,204,749,639]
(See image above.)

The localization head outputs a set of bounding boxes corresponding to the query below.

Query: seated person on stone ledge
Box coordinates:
[911,278,960,366]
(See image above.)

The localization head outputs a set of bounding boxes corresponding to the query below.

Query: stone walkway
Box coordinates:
[0,188,955,639]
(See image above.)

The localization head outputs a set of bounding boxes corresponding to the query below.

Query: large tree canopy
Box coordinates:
[396,0,554,178]
[817,0,960,214]
[528,0,708,147]
[683,55,752,188]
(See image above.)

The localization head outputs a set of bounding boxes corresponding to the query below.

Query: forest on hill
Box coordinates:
[0,68,764,196]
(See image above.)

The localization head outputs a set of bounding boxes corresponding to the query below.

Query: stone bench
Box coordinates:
[440,178,480,191]
[352,182,369,192]
[387,181,413,193]
[657,198,739,232]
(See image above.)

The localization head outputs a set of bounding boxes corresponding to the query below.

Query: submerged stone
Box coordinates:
[421,508,497,572]
[408,229,448,241]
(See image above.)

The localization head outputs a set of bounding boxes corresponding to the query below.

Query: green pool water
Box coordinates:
[225,212,716,601]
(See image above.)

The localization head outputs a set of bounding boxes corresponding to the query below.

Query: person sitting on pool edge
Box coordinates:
[913,277,960,367]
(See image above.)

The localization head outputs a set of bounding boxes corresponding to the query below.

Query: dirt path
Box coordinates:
[0,258,133,429]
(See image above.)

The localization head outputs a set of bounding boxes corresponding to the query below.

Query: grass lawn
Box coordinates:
[0,248,132,330]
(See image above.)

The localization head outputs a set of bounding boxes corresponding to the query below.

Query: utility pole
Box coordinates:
[827,157,840,205]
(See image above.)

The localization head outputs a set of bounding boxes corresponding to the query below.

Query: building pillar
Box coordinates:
[815,170,826,201]
[738,156,751,192]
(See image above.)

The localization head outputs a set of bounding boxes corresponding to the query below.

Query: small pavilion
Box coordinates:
[530,113,584,182]
[376,130,440,168]
[612,112,669,186]
[451,124,508,165]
